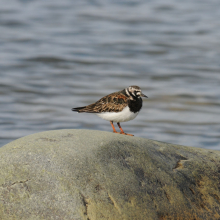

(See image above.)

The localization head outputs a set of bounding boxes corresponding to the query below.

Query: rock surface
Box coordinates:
[0,129,220,220]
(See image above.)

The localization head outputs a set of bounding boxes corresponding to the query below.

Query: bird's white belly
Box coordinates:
[96,106,139,122]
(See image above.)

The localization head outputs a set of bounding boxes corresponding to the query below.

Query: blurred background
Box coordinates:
[0,0,220,149]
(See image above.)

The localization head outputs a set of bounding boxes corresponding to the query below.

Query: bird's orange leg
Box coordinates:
[117,122,134,136]
[110,121,120,134]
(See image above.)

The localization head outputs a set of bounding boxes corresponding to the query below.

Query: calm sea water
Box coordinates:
[1,0,220,149]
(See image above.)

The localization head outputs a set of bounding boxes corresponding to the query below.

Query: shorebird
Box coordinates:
[72,85,148,136]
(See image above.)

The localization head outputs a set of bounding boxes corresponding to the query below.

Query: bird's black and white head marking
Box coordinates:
[125,85,142,99]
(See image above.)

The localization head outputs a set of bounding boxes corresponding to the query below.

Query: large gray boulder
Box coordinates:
[0,129,220,220]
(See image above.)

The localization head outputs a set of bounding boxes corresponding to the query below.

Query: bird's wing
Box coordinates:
[73,92,128,113]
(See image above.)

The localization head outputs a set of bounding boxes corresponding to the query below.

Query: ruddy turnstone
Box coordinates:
[72,85,148,136]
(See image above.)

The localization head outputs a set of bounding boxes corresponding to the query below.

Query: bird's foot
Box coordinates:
[113,131,121,134]
[113,131,134,136]
[119,132,134,136]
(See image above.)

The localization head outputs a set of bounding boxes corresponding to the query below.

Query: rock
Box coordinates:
[0,129,220,220]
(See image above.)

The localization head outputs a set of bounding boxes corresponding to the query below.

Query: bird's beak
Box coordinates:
[141,93,148,98]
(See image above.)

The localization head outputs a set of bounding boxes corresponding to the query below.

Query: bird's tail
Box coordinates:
[72,106,87,113]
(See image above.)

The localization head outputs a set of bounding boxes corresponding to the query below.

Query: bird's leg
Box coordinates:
[110,121,120,134]
[117,122,134,136]
[117,122,125,134]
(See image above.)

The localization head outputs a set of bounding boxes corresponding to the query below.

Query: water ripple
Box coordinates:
[0,0,220,149]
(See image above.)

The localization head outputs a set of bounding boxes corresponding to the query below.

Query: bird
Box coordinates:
[72,85,148,136]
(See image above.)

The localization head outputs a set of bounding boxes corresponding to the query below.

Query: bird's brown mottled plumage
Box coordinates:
[72,91,128,113]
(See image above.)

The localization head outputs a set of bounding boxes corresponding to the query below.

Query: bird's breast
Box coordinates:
[128,98,142,113]
[96,106,139,122]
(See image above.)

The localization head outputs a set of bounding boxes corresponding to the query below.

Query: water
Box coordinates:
[1,0,220,149]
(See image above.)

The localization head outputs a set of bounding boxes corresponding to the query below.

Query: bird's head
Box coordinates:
[126,85,148,99]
